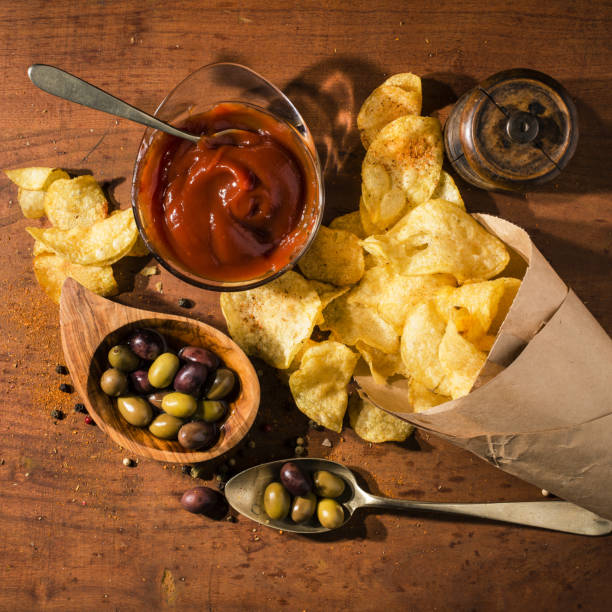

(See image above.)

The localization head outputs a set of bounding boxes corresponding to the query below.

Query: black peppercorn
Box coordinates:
[178,297,194,308]
[74,403,87,414]
[59,383,72,393]
[51,409,64,420]
[55,365,68,375]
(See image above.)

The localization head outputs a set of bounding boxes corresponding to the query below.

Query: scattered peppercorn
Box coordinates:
[178,297,194,308]
[294,445,305,456]
[247,440,256,449]
[84,415,94,425]
[308,419,324,431]
[55,364,68,375]
[51,409,64,420]
[296,437,305,446]
[122,457,134,467]
[59,383,72,393]
[182,465,191,475]
[228,458,236,467]
[74,403,87,414]
[217,481,226,491]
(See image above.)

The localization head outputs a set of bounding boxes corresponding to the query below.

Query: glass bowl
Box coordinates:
[131,62,324,291]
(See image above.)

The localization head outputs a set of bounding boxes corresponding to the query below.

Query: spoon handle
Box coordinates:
[27,64,199,143]
[359,496,611,536]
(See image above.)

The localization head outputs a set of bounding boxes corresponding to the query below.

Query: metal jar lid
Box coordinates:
[444,69,579,191]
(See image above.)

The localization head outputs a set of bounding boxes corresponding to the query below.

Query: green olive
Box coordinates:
[161,392,197,418]
[263,482,290,520]
[314,470,345,498]
[100,368,128,397]
[199,399,227,423]
[107,344,140,372]
[291,492,317,524]
[117,396,153,427]
[206,369,236,400]
[317,498,344,529]
[148,413,183,439]
[148,352,179,388]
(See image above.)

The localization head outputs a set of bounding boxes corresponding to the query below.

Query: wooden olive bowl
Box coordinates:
[59,278,260,463]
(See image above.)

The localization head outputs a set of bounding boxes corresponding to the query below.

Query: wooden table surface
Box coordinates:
[1,1,611,610]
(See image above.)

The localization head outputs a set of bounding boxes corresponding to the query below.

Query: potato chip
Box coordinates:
[44,175,108,229]
[439,320,487,399]
[329,211,366,239]
[4,167,69,190]
[348,265,456,333]
[26,208,138,266]
[355,341,407,385]
[359,196,381,235]
[309,279,350,325]
[220,271,322,369]
[489,277,521,334]
[32,240,53,256]
[383,72,422,94]
[400,301,447,391]
[357,85,422,149]
[33,254,117,304]
[408,379,450,412]
[289,341,359,432]
[298,226,365,286]
[17,188,46,219]
[361,115,443,229]
[435,277,519,336]
[431,171,465,209]
[321,292,399,354]
[349,395,413,442]
[127,234,150,257]
[309,280,350,310]
[361,199,510,282]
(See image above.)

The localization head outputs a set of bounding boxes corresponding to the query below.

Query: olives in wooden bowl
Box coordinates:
[59,278,260,463]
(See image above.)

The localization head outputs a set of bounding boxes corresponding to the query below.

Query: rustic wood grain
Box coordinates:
[1,1,611,611]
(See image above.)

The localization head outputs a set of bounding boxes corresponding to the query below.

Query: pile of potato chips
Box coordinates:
[4,167,146,303]
[221,72,522,445]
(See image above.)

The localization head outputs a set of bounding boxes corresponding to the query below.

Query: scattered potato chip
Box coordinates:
[298,225,365,286]
[400,301,447,392]
[349,395,413,442]
[4,167,69,191]
[17,188,46,219]
[33,254,117,304]
[357,85,422,149]
[439,320,487,399]
[408,379,450,412]
[355,341,407,385]
[44,175,108,229]
[431,171,465,209]
[329,211,366,239]
[289,341,359,432]
[361,115,443,229]
[220,271,322,369]
[321,292,399,354]
[361,199,510,282]
[348,265,456,333]
[26,208,138,266]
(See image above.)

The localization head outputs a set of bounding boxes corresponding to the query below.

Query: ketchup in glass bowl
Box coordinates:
[132,63,323,291]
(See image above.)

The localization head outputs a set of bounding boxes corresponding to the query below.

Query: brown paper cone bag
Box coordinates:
[356,214,612,520]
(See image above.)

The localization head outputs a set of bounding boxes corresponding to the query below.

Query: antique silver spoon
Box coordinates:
[224,458,612,536]
[27,64,246,145]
